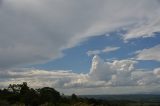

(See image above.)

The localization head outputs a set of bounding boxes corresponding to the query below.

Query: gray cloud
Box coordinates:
[0,0,2,5]
[0,0,160,69]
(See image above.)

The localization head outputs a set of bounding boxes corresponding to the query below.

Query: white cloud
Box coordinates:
[135,44,160,61]
[132,71,156,86]
[0,55,160,94]
[154,68,160,78]
[89,55,138,86]
[102,47,120,53]
[0,69,80,88]
[89,55,116,81]
[87,46,120,56]
[89,55,160,87]
[1,55,159,89]
[88,55,160,87]
[0,0,160,69]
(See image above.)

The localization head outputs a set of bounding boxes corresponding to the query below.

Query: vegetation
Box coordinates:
[0,82,160,106]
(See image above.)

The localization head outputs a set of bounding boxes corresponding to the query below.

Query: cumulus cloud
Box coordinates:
[89,55,138,86]
[87,46,120,56]
[89,55,116,81]
[154,68,160,79]
[0,0,160,69]
[89,56,160,87]
[0,55,159,90]
[135,44,160,61]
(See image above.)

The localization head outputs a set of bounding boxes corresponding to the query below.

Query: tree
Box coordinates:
[71,93,78,100]
[22,88,39,106]
[8,84,21,94]
[39,87,61,104]
[20,82,29,95]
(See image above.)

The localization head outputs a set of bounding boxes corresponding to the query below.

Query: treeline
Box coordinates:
[0,82,110,106]
[1,82,160,106]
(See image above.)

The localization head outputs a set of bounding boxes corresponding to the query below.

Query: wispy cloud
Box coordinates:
[135,44,160,61]
[0,0,160,69]
[87,46,120,56]
[102,47,120,53]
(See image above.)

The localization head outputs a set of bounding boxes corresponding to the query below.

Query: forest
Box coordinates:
[0,82,160,106]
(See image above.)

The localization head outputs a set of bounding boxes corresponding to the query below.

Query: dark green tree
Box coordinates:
[20,82,29,95]
[22,88,39,106]
[39,87,61,105]
[71,93,78,100]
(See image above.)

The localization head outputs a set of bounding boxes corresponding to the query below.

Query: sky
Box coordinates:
[0,0,160,95]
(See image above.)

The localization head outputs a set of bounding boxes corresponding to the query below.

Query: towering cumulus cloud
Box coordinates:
[89,55,115,81]
[89,55,137,86]
[0,55,159,90]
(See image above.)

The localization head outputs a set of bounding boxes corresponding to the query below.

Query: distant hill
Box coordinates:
[80,94,160,102]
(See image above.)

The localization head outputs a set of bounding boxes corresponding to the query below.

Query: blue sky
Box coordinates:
[29,31,160,73]
[0,0,160,94]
